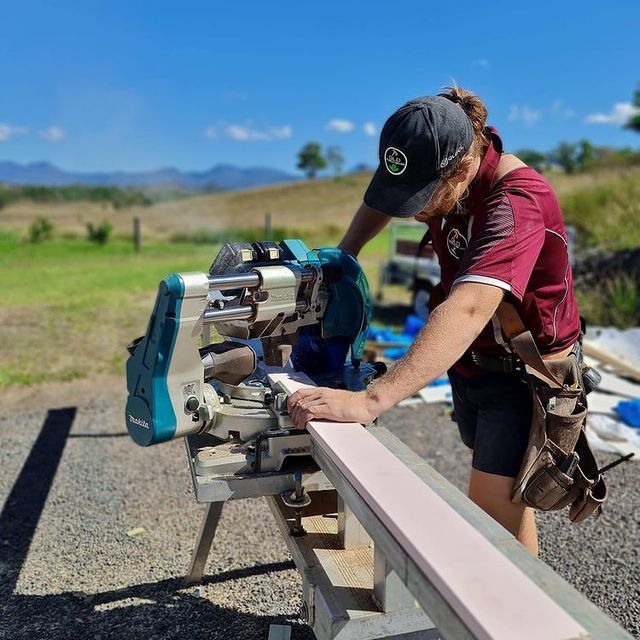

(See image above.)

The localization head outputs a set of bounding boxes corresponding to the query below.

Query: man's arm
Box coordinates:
[337,202,391,257]
[288,282,505,427]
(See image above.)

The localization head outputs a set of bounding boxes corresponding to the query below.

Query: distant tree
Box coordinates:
[576,139,595,171]
[626,82,640,132]
[326,145,345,179]
[551,142,579,174]
[515,148,547,172]
[297,142,326,179]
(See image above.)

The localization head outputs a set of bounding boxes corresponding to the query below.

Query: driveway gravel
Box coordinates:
[0,386,637,639]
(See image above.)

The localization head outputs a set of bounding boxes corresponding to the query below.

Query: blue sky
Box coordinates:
[0,1,638,174]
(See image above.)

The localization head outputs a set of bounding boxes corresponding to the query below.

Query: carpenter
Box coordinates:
[288,87,581,555]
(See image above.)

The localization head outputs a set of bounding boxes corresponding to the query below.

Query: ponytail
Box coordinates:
[439,85,490,155]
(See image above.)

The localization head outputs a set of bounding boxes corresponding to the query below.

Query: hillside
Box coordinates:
[0,173,374,239]
[1,166,638,250]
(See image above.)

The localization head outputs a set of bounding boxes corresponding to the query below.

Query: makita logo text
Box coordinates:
[128,414,150,429]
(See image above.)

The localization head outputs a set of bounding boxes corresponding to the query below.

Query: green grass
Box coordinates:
[3,164,639,388]
[560,172,640,250]
[575,274,639,328]
[0,232,390,387]
[0,239,222,386]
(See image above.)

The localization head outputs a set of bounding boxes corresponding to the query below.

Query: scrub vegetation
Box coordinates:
[1,165,638,387]
[0,184,152,209]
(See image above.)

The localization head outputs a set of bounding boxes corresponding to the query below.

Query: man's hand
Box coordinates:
[287,388,377,429]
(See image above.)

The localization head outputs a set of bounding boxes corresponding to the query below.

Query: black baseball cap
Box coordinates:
[364,95,474,217]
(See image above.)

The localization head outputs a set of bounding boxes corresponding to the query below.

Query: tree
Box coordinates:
[551,142,578,174]
[326,145,345,178]
[626,82,640,132]
[297,142,326,179]
[514,148,547,172]
[576,139,595,171]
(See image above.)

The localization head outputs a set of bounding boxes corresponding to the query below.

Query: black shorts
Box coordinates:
[448,369,532,478]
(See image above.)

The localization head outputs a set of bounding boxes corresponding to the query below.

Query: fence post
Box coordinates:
[133,217,141,252]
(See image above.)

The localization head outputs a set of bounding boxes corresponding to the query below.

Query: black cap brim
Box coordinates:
[363,166,442,218]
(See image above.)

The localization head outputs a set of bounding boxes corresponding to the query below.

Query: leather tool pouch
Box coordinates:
[497,303,607,522]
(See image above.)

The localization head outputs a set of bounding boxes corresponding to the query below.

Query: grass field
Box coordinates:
[0,173,374,241]
[0,228,393,387]
[1,165,638,387]
[3,166,638,246]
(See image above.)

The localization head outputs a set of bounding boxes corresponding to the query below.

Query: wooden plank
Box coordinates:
[369,427,632,640]
[583,356,640,398]
[582,341,640,383]
[269,371,591,640]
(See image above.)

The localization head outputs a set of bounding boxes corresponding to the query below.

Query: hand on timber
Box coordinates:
[287,388,376,429]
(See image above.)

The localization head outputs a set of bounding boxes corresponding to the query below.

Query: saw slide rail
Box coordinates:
[268,371,631,640]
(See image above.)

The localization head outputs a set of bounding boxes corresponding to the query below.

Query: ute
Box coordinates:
[377,220,441,319]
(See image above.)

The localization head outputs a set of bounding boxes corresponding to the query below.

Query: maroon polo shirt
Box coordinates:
[428,127,581,376]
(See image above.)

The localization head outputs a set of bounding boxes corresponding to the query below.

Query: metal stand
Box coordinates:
[185,501,224,586]
[182,433,435,639]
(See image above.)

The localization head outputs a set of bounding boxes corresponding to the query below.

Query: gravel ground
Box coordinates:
[0,387,637,639]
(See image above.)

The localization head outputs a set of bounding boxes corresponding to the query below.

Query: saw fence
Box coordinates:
[184,370,630,640]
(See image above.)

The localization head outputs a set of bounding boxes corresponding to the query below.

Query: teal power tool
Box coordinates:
[125,240,380,472]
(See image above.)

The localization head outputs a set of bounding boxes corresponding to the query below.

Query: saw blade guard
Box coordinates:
[290,246,372,373]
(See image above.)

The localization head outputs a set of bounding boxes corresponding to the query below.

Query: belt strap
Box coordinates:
[495,302,564,389]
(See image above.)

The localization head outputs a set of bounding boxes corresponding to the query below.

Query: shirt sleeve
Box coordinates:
[453,192,545,301]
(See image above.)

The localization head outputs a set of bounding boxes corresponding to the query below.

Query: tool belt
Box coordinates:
[494,302,607,523]
[469,351,526,376]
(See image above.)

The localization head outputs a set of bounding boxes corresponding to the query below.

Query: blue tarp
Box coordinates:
[616,399,640,429]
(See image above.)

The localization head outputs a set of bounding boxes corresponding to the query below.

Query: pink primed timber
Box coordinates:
[271,372,589,640]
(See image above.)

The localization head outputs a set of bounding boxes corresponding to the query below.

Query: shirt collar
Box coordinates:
[464,126,503,211]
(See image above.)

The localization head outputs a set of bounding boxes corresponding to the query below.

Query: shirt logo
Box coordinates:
[440,144,465,169]
[384,147,408,175]
[446,228,468,259]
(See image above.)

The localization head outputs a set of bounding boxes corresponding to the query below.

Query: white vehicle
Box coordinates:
[377,220,441,320]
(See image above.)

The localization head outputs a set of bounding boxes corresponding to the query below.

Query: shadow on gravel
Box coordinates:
[0,408,312,638]
[0,562,312,640]
[68,432,129,438]
[0,407,76,593]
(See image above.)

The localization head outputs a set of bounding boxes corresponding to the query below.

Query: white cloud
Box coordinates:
[40,126,65,141]
[508,105,540,126]
[585,102,640,125]
[550,100,575,118]
[0,123,29,141]
[326,118,354,133]
[363,122,377,137]
[204,122,293,142]
[473,58,490,68]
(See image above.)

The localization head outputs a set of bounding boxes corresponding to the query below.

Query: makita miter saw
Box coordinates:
[125,239,382,476]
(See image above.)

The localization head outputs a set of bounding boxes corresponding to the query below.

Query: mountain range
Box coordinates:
[0,161,298,191]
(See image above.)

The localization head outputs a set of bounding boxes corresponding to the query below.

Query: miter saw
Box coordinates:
[125,239,382,477]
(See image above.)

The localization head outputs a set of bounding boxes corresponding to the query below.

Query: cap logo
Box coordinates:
[440,144,465,169]
[446,228,468,259]
[384,147,408,175]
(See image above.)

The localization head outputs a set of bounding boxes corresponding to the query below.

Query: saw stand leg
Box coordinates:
[185,501,224,586]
